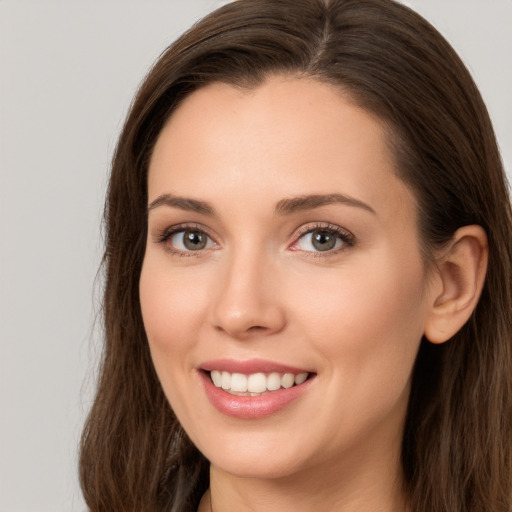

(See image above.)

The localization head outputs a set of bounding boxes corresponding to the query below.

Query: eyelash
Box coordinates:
[154,223,216,258]
[289,223,355,257]
[154,222,355,258]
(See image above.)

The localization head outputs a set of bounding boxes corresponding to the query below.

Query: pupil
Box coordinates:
[312,230,336,251]
[184,231,206,250]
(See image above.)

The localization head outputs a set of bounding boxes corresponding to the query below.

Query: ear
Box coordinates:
[424,225,488,344]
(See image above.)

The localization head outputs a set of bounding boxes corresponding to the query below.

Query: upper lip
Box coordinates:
[199,358,313,375]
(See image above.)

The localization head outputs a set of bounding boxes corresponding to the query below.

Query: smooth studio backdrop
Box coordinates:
[0,1,510,511]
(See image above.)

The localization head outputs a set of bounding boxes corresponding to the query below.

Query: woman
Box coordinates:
[79,0,512,511]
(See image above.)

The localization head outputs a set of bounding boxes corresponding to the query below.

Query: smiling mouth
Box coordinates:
[208,370,312,396]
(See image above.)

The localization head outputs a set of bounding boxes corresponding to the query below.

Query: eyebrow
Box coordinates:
[148,194,216,215]
[147,192,376,217]
[275,193,376,215]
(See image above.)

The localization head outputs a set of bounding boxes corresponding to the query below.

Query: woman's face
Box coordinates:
[140,76,435,480]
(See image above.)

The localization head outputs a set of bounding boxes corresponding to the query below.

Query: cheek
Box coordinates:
[139,256,211,420]
[290,258,427,442]
[288,252,428,386]
[140,256,206,344]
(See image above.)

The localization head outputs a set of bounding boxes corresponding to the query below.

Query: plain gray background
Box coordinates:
[0,1,510,511]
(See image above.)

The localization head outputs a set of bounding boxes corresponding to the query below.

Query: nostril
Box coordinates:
[248,325,265,331]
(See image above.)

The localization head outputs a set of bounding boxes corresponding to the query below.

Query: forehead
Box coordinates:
[148,76,415,222]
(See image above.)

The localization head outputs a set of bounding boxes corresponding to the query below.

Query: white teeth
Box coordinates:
[221,371,231,390]
[209,370,310,394]
[247,373,267,393]
[295,372,308,385]
[267,372,281,391]
[281,373,295,389]
[231,373,248,392]
[211,370,222,387]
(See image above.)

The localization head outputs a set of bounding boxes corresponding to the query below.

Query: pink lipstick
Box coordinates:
[199,359,315,419]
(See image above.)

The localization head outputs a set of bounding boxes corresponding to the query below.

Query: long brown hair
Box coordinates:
[79,1,512,510]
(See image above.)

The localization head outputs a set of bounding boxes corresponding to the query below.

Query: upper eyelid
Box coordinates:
[289,222,356,252]
[153,224,219,258]
[292,222,354,240]
[153,223,218,244]
[152,221,354,248]
[158,222,211,236]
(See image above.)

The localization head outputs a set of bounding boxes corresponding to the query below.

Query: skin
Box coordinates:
[139,76,485,511]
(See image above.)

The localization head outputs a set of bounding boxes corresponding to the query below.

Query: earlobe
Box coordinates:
[424,225,488,344]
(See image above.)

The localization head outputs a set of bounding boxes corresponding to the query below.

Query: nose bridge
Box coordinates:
[210,242,285,338]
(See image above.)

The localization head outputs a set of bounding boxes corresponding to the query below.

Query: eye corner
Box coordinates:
[289,222,356,256]
[152,222,219,257]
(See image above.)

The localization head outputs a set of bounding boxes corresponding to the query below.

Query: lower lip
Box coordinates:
[199,371,314,419]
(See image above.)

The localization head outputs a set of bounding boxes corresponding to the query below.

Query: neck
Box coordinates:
[200,445,409,512]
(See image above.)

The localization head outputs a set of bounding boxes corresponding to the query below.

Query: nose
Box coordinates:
[209,249,286,339]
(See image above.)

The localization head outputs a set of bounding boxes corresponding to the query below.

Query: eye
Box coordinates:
[297,229,342,252]
[291,224,354,253]
[155,224,217,255]
[170,229,214,251]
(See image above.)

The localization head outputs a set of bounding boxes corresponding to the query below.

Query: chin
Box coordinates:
[193,430,311,480]
[210,453,305,480]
